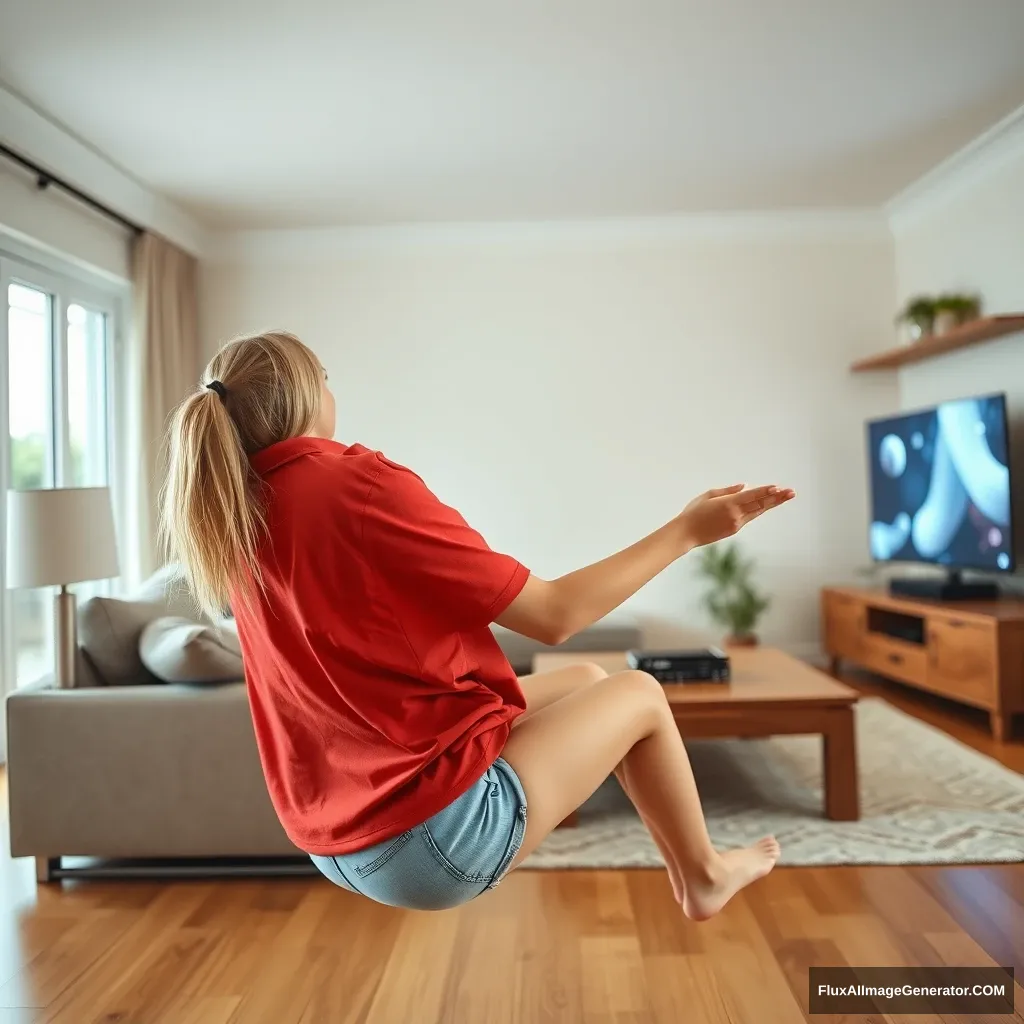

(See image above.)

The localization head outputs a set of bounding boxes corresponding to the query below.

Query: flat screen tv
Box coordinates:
[866,392,1015,574]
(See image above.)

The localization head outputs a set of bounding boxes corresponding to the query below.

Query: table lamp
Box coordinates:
[6,487,120,688]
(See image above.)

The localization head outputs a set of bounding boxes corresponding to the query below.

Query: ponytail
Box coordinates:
[160,330,324,619]
[161,387,265,618]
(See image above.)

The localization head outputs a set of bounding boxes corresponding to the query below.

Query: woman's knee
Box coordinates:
[576,661,610,685]
[597,670,671,740]
[614,669,671,710]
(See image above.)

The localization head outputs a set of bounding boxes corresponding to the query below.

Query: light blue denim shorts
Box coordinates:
[310,756,528,911]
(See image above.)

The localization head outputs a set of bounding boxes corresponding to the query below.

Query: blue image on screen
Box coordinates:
[867,393,1014,572]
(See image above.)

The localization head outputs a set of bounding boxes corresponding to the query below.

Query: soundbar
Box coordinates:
[625,648,731,683]
[889,575,998,601]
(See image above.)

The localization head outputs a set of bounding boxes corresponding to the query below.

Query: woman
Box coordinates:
[162,330,794,915]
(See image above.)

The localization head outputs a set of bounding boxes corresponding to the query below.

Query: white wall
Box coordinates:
[203,218,898,651]
[892,127,1024,583]
[893,135,1024,409]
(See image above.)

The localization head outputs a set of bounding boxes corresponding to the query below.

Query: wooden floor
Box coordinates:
[1,668,1022,1024]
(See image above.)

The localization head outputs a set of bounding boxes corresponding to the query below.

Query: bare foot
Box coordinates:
[681,837,780,922]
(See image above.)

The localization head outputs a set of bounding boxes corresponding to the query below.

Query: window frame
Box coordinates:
[0,240,128,721]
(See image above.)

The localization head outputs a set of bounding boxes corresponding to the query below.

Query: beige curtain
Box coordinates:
[124,233,199,586]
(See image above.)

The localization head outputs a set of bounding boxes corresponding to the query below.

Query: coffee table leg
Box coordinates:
[823,707,859,821]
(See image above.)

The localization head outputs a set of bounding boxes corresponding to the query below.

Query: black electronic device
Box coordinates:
[625,648,730,683]
[866,392,1015,601]
[888,571,998,602]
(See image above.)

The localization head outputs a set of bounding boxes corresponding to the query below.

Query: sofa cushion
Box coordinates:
[74,647,105,690]
[78,564,202,686]
[140,616,244,684]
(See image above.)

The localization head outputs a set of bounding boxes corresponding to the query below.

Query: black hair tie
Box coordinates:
[206,380,228,401]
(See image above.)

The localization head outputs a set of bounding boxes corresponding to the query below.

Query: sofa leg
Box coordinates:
[36,857,57,883]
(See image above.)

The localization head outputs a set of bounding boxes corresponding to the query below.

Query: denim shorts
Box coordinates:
[310,756,528,911]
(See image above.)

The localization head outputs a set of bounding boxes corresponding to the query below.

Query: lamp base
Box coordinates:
[54,586,77,689]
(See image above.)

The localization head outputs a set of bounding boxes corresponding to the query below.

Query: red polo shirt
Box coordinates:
[233,437,529,855]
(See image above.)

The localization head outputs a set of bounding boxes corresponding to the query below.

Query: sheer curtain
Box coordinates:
[124,233,199,587]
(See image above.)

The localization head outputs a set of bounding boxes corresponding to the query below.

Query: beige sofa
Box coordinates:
[5,573,640,881]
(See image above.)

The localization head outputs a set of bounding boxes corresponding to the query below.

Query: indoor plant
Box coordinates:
[933,292,981,333]
[895,295,937,342]
[696,542,770,647]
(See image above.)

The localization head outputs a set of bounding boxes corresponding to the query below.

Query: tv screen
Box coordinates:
[867,393,1015,572]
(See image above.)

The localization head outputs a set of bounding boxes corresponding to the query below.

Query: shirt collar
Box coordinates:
[250,436,337,475]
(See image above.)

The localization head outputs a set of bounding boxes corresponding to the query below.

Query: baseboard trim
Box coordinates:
[38,856,320,882]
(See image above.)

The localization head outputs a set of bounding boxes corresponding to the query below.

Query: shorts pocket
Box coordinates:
[420,823,492,884]
[352,829,415,878]
[419,771,505,884]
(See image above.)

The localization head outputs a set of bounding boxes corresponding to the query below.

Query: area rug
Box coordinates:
[521,698,1024,868]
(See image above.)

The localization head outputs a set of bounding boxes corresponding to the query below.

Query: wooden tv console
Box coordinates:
[822,586,1024,740]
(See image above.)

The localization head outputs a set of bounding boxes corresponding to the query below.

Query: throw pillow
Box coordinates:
[139,616,244,684]
[78,563,204,686]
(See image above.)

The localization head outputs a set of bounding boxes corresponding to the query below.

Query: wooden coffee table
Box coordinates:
[531,647,860,821]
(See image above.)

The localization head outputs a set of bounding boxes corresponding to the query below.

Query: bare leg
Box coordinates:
[516,662,687,901]
[615,767,687,902]
[515,661,608,723]
[502,669,780,921]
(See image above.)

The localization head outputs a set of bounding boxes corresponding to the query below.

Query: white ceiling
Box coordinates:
[3,0,1024,230]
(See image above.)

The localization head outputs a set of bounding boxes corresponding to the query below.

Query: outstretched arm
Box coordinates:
[495,484,794,645]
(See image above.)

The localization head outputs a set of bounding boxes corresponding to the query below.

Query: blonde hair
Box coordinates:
[160,330,324,618]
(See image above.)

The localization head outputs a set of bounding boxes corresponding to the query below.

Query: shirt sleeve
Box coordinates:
[362,454,530,629]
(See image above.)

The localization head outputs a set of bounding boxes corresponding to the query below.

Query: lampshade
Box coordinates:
[6,487,120,589]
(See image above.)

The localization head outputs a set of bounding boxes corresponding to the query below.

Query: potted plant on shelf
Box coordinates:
[933,292,981,334]
[696,542,770,648]
[895,295,937,343]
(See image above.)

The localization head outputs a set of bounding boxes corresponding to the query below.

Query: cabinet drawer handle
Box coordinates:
[887,653,903,665]
[945,619,965,628]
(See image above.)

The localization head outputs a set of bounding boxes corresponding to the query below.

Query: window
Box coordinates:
[0,251,122,694]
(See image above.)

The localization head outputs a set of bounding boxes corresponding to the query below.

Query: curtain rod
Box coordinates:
[0,142,144,237]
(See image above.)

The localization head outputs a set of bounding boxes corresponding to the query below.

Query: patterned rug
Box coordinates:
[522,698,1024,868]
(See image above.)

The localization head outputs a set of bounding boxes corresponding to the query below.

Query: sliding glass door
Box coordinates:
[0,251,121,699]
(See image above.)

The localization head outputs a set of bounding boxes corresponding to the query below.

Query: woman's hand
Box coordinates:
[676,484,795,548]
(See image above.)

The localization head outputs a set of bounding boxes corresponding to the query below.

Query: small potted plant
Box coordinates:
[696,542,770,647]
[933,292,981,334]
[895,295,937,343]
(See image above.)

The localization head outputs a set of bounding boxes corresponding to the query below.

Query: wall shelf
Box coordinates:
[850,314,1024,372]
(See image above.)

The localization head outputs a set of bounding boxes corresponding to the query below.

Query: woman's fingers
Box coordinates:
[734,484,779,505]
[703,483,795,526]
[735,486,780,513]
[740,489,795,519]
[707,484,745,498]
